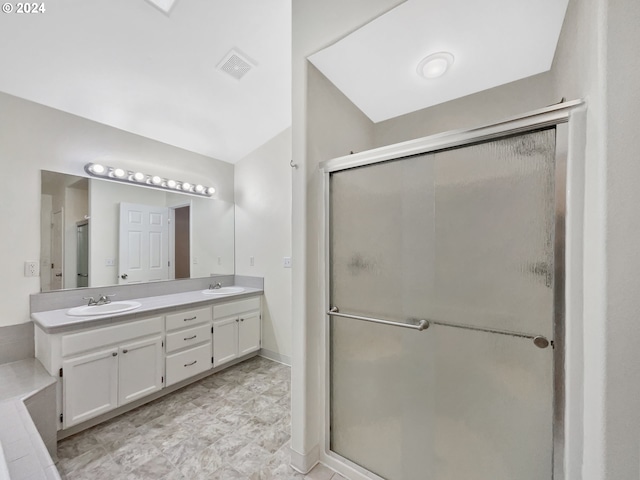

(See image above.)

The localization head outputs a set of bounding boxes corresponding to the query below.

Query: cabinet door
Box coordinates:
[118,335,163,406]
[213,316,238,367]
[63,347,118,428]
[238,310,261,356]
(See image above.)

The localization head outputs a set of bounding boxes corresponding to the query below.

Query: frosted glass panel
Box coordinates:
[330,154,435,323]
[434,130,556,337]
[331,320,552,480]
[329,129,557,480]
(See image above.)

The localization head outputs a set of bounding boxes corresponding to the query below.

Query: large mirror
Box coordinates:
[40,170,234,292]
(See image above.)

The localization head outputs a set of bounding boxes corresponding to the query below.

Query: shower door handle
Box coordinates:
[328,306,429,331]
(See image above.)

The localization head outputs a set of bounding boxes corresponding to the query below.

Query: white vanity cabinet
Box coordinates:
[213,297,261,367]
[34,291,262,434]
[164,306,213,386]
[60,316,163,428]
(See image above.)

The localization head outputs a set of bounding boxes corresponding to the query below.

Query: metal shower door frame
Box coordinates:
[319,100,583,480]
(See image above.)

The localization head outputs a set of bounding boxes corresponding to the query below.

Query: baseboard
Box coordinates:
[259,348,291,366]
[290,444,320,474]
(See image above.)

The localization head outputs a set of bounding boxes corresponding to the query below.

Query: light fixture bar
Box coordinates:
[84,163,216,197]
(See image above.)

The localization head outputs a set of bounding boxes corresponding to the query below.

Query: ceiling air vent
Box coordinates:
[217,49,254,81]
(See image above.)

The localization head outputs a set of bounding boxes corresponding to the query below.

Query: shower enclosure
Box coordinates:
[322,103,577,480]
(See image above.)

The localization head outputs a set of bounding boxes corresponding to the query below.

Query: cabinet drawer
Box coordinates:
[165,343,211,386]
[165,323,211,353]
[62,317,163,357]
[166,306,212,331]
[213,297,261,319]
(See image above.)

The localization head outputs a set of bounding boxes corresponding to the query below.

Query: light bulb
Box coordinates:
[207,187,216,195]
[417,52,454,79]
[90,164,105,175]
[113,168,126,178]
[151,176,162,185]
[133,172,145,182]
[167,180,177,188]
[195,184,204,193]
[182,182,191,191]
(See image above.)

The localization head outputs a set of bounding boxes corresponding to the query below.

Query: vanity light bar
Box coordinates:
[84,163,216,197]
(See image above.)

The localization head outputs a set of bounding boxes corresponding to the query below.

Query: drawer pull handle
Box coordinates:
[122,349,128,354]
[184,360,197,367]
[112,352,118,357]
[184,335,197,341]
[184,316,197,322]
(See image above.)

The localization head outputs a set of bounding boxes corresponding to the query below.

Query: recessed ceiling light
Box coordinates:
[417,52,454,79]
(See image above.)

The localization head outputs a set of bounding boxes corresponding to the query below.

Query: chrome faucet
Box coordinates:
[209,282,222,290]
[83,294,115,306]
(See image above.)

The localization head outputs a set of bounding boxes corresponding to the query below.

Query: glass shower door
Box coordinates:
[329,129,557,480]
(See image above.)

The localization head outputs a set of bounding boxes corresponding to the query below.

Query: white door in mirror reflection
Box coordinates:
[119,203,169,284]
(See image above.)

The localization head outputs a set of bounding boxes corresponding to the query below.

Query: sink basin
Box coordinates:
[67,301,142,317]
[201,286,245,295]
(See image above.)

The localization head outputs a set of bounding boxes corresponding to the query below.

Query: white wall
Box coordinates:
[600,1,640,478]
[0,91,234,327]
[234,128,293,362]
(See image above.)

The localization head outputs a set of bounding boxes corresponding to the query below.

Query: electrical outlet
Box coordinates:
[193,257,198,265]
[217,257,222,266]
[24,261,39,277]
[105,258,115,266]
[283,257,292,268]
[249,256,255,267]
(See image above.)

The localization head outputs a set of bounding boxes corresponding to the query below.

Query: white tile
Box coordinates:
[3,438,31,462]
[44,465,62,480]
[8,452,41,479]
[305,463,335,480]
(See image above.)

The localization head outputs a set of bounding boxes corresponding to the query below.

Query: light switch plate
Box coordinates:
[283,257,292,268]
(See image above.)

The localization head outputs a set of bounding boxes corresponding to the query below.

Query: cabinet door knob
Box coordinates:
[122,349,128,354]
[240,318,244,322]
[112,352,118,357]
[236,319,239,323]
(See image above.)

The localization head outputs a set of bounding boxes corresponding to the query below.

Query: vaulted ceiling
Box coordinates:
[309,0,569,122]
[0,0,570,163]
[0,0,291,163]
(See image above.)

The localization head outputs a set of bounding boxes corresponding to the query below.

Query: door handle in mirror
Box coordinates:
[121,273,128,279]
[55,273,62,277]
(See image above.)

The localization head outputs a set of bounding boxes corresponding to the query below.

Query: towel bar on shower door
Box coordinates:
[327,306,429,331]
[327,306,551,348]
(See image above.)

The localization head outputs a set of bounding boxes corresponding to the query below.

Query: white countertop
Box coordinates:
[31,287,263,334]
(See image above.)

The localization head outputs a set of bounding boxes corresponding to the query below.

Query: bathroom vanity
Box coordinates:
[31,288,262,434]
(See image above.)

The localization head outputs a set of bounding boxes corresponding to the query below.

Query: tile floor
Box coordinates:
[55,356,346,480]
